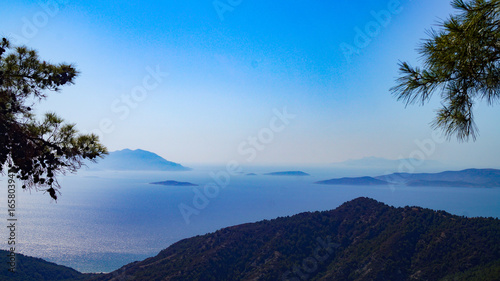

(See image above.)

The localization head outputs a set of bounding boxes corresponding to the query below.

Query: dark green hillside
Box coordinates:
[0,250,92,281]
[91,197,500,281]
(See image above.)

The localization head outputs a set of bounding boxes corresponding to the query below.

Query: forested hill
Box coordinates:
[0,250,93,281]
[91,197,500,281]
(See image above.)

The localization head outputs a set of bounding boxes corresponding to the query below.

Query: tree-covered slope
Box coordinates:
[0,250,93,281]
[91,197,500,281]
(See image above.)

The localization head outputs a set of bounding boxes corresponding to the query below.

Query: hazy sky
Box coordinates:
[2,0,499,167]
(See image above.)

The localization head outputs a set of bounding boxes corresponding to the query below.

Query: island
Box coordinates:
[246,173,257,176]
[87,149,191,171]
[264,171,310,176]
[316,168,500,187]
[404,180,481,187]
[150,180,198,187]
[316,176,390,185]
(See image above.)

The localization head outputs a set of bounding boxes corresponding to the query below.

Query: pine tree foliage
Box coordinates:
[392,0,500,141]
[0,38,107,199]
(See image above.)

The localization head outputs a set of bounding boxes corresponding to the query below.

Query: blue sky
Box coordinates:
[2,0,499,167]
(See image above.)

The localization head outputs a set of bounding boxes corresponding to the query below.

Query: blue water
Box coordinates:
[1,166,499,273]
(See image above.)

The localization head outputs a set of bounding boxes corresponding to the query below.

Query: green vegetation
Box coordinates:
[91,197,500,281]
[0,250,93,281]
[392,0,500,141]
[440,260,500,280]
[0,38,107,199]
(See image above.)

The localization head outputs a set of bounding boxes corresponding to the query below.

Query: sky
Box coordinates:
[2,0,499,167]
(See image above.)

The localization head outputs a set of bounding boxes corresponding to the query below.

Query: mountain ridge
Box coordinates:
[317,168,500,187]
[331,157,444,171]
[90,197,500,281]
[0,250,94,281]
[376,168,500,185]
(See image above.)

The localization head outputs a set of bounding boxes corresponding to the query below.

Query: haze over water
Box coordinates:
[3,167,499,273]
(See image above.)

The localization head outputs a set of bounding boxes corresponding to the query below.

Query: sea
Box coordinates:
[1,165,500,273]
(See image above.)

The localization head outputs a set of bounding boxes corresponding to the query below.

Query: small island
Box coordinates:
[150,180,198,187]
[246,173,257,176]
[264,171,310,176]
[316,176,389,186]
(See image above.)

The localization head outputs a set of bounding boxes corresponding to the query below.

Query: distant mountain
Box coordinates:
[90,197,500,281]
[405,180,481,188]
[331,157,443,171]
[87,149,190,171]
[150,180,198,186]
[0,250,93,281]
[317,168,500,187]
[376,168,500,187]
[316,176,389,185]
[264,171,310,176]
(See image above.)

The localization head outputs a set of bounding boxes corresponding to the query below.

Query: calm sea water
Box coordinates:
[1,166,499,273]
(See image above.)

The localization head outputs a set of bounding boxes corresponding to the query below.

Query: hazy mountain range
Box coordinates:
[316,168,500,187]
[86,149,190,171]
[331,157,445,172]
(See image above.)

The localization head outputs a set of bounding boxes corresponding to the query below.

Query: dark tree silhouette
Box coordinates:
[0,38,107,199]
